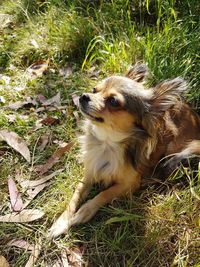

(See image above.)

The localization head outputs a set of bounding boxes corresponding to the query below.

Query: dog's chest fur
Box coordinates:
[79,121,129,186]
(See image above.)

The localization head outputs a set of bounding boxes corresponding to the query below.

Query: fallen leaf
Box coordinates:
[37,133,50,152]
[0,209,44,222]
[72,94,79,107]
[61,250,69,267]
[51,261,62,267]
[30,39,39,49]
[36,94,46,104]
[0,74,10,85]
[27,60,49,78]
[7,239,34,251]
[19,169,63,189]
[0,255,10,267]
[87,66,101,78]
[66,245,86,267]
[42,92,61,107]
[40,116,59,125]
[35,142,74,175]
[0,130,31,162]
[34,107,46,113]
[8,97,37,110]
[59,65,73,78]
[25,240,41,267]
[23,182,52,209]
[8,177,23,212]
[0,95,6,103]
[17,170,63,208]
[5,114,29,123]
[53,140,68,147]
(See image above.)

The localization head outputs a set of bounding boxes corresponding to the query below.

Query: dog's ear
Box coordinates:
[125,63,149,83]
[150,77,187,112]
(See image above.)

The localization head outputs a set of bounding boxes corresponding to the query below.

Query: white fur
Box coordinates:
[79,121,129,186]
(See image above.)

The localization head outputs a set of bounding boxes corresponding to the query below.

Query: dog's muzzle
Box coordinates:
[79,93,104,123]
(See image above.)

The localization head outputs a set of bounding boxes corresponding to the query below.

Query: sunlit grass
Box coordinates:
[0,0,200,266]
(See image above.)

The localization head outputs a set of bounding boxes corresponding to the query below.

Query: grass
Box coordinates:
[0,0,200,266]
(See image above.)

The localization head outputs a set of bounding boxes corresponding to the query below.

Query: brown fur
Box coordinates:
[49,64,200,238]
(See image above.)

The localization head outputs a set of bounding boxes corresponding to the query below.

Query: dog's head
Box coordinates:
[79,64,187,135]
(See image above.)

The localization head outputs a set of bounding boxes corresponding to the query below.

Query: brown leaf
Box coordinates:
[8,97,37,110]
[19,169,63,189]
[66,245,86,267]
[36,94,46,104]
[35,142,74,175]
[40,116,59,125]
[0,255,10,267]
[61,250,70,267]
[5,114,29,123]
[42,92,61,107]
[37,133,50,152]
[0,130,31,162]
[25,240,42,267]
[27,60,49,77]
[8,177,23,212]
[23,182,51,208]
[7,239,34,251]
[72,94,79,107]
[0,209,44,222]
[59,65,73,78]
[53,140,68,147]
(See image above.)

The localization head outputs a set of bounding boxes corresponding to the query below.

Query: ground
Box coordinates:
[0,1,200,266]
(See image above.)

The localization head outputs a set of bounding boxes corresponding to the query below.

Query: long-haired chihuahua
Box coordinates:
[49,64,200,238]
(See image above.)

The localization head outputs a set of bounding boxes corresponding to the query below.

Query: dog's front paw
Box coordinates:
[48,212,73,239]
[72,200,99,225]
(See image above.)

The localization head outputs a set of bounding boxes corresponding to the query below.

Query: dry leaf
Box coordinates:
[27,60,49,77]
[40,116,59,125]
[53,140,68,148]
[61,250,70,267]
[36,94,46,104]
[25,240,41,267]
[7,239,34,251]
[0,95,6,103]
[18,170,63,208]
[0,255,10,267]
[20,169,63,189]
[0,130,31,162]
[72,94,79,107]
[23,182,52,209]
[37,133,50,152]
[8,177,23,212]
[34,107,46,113]
[59,65,73,78]
[66,245,86,267]
[42,92,61,107]
[35,142,74,175]
[8,97,37,110]
[0,209,44,222]
[30,39,39,49]
[5,114,29,123]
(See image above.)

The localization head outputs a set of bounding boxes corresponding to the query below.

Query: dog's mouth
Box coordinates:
[80,107,104,123]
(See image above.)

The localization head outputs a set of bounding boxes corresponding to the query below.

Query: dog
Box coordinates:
[49,64,200,238]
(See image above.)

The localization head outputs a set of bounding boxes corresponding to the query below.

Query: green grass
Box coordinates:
[0,0,200,266]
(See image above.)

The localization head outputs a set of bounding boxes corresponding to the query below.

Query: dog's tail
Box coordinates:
[164,140,200,171]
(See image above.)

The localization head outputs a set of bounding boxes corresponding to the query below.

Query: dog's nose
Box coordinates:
[79,93,91,103]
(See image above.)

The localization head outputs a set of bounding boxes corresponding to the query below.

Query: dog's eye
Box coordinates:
[108,97,120,107]
[92,88,97,93]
